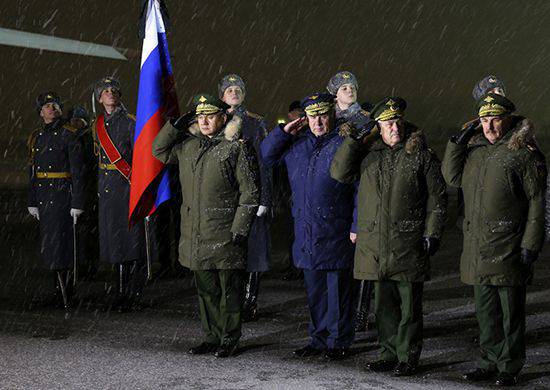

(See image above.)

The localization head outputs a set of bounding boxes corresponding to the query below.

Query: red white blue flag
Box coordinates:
[129,0,178,224]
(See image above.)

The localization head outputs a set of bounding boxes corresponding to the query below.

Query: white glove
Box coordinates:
[256,205,269,217]
[70,208,84,223]
[28,207,39,220]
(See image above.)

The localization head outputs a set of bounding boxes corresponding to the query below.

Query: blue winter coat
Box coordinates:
[260,125,356,270]
[234,106,272,272]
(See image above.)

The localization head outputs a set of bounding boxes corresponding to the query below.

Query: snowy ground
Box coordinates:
[1,192,549,389]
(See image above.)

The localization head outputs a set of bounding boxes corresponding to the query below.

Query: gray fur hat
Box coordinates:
[472,75,506,101]
[94,76,122,101]
[327,71,358,95]
[218,74,246,98]
[36,91,63,113]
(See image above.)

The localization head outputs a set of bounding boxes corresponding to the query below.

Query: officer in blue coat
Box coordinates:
[260,93,357,360]
[27,92,86,309]
[219,74,273,322]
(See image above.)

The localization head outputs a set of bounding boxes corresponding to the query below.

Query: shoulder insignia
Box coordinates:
[534,158,547,178]
[338,122,353,137]
[526,143,537,152]
[245,110,263,120]
[27,129,40,161]
[126,113,136,121]
[62,123,78,133]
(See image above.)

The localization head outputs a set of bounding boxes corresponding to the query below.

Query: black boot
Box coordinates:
[355,280,373,332]
[126,260,146,311]
[116,262,134,312]
[55,271,71,311]
[106,263,129,312]
[242,272,260,322]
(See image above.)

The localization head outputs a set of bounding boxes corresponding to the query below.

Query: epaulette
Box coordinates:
[245,110,263,121]
[360,109,370,117]
[127,113,136,121]
[62,123,78,133]
[526,142,544,157]
[338,122,354,137]
[27,129,39,162]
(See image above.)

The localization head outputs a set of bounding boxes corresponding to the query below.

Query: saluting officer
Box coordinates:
[27,92,85,310]
[331,97,447,376]
[442,94,547,386]
[153,94,260,358]
[92,76,146,311]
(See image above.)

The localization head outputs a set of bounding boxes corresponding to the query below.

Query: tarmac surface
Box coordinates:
[1,191,549,389]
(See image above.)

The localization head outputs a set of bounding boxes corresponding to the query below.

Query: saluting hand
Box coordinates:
[283,116,307,136]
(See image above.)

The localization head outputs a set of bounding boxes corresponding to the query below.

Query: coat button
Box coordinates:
[37,166,41,169]
[39,133,43,136]
[105,189,109,193]
[39,201,43,205]
[53,132,57,136]
[48,165,52,169]
[50,201,53,204]
[49,183,53,187]
[48,147,52,151]
[38,184,42,187]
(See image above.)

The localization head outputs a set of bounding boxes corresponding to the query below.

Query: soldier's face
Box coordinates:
[336,83,357,106]
[480,115,509,144]
[307,113,332,137]
[197,112,227,137]
[379,119,403,147]
[222,86,245,107]
[99,87,121,107]
[40,103,62,123]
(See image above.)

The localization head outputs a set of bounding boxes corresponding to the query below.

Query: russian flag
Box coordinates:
[129,0,179,224]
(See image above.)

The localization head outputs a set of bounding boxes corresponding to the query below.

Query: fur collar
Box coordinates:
[468,116,537,151]
[369,121,427,154]
[188,115,242,141]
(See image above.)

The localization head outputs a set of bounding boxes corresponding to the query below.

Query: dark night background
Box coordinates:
[1,0,550,188]
[1,2,550,389]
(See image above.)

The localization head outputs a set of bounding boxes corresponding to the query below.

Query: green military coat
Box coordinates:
[442,116,547,286]
[331,123,447,282]
[152,116,260,270]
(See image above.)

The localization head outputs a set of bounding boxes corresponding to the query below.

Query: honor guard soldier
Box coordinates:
[219,74,273,322]
[327,70,374,333]
[261,93,358,361]
[93,76,146,311]
[331,97,448,376]
[27,92,86,310]
[153,94,260,358]
[442,94,547,386]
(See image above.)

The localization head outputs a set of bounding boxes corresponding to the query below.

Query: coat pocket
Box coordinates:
[479,219,520,261]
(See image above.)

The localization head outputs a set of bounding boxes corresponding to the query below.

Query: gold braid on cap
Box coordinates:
[304,102,333,116]
[375,107,404,121]
[196,103,222,115]
[478,103,508,117]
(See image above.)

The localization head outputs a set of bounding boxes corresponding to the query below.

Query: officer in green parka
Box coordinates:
[152,94,260,358]
[442,93,546,387]
[330,97,447,377]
